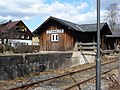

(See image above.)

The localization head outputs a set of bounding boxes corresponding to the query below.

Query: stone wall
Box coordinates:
[71,51,96,67]
[0,52,72,80]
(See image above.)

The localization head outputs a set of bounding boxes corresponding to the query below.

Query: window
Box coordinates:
[21,35,24,39]
[15,43,17,47]
[16,35,19,38]
[27,36,29,39]
[51,34,59,42]
[24,28,27,32]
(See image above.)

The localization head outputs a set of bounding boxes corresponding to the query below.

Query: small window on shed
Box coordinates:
[51,34,59,42]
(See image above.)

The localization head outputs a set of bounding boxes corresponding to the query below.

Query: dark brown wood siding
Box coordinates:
[100,25,112,50]
[37,20,112,51]
[39,21,75,51]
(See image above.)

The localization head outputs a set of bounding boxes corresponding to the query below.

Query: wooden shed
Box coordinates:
[106,30,120,50]
[33,16,112,51]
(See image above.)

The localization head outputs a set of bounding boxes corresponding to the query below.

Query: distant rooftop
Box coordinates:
[106,30,120,38]
[0,20,20,32]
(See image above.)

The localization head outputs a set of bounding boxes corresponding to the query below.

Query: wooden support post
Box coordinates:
[69,74,81,90]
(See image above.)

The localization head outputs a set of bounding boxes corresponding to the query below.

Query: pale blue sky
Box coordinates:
[0,0,119,31]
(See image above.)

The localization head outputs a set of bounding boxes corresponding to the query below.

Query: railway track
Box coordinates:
[9,57,118,90]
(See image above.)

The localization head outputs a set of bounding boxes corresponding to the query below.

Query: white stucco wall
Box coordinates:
[0,39,32,47]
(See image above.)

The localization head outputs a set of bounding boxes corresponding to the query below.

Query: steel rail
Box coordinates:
[9,59,118,90]
[63,63,118,90]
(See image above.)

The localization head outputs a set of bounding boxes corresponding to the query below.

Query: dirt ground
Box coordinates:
[108,84,120,90]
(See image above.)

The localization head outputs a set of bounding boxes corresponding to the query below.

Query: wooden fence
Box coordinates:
[76,42,97,51]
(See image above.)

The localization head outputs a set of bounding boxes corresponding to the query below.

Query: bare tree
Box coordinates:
[105,3,120,30]
[0,22,12,45]
[0,22,9,53]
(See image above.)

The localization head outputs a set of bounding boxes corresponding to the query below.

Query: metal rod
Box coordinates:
[96,0,101,90]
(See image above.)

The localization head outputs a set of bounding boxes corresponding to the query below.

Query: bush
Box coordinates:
[0,44,39,54]
[13,45,39,53]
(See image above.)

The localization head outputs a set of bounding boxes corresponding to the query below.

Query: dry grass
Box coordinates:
[108,84,120,90]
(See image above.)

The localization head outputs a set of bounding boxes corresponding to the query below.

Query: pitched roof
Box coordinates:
[0,20,20,32]
[78,23,106,32]
[106,30,120,38]
[34,16,108,34]
[0,20,33,38]
[112,30,120,36]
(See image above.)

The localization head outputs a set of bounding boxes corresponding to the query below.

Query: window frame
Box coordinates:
[51,34,59,42]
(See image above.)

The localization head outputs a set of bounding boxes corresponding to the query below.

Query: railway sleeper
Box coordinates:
[107,73,118,84]
[69,74,81,90]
